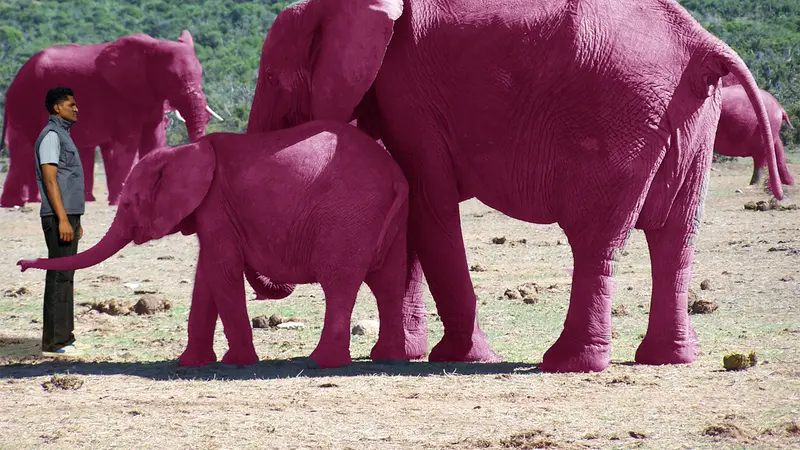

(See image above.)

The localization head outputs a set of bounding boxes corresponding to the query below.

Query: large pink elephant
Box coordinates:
[0,31,221,207]
[247,0,782,373]
[714,85,794,186]
[18,121,428,369]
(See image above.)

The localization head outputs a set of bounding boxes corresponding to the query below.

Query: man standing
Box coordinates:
[34,87,85,357]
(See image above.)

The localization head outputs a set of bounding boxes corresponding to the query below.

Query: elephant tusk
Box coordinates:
[173,110,186,123]
[206,105,224,121]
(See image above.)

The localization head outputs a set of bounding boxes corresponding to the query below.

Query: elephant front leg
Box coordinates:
[539,246,616,373]
[197,247,259,366]
[178,269,219,366]
[100,143,138,205]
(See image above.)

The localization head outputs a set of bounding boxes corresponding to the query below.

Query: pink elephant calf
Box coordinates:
[18,121,429,369]
[715,85,795,186]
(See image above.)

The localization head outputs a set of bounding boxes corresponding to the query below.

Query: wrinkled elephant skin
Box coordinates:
[248,0,782,372]
[714,85,795,186]
[18,121,429,369]
[1,31,213,208]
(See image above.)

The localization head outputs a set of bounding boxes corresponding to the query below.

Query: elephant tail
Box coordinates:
[782,108,794,129]
[372,179,409,269]
[714,50,782,200]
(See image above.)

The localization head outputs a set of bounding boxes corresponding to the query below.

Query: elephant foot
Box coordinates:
[0,194,25,208]
[635,331,699,366]
[428,331,503,363]
[370,330,428,363]
[220,348,259,366]
[178,347,217,367]
[309,347,352,369]
[107,196,120,206]
[539,335,610,373]
[85,192,96,202]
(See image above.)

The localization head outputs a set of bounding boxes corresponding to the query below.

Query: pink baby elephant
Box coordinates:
[18,121,429,369]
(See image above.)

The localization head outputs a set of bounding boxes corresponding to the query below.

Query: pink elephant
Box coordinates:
[0,31,221,207]
[714,85,794,186]
[18,121,428,369]
[247,0,782,372]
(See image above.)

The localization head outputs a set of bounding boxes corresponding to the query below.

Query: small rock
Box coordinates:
[133,289,158,295]
[723,351,757,371]
[352,319,380,336]
[735,189,743,194]
[469,264,487,272]
[758,201,770,211]
[97,275,121,282]
[700,279,713,291]
[611,330,620,339]
[252,315,270,328]
[522,297,539,305]
[180,279,190,284]
[157,255,175,260]
[491,236,506,244]
[276,321,305,330]
[123,282,140,290]
[133,295,171,315]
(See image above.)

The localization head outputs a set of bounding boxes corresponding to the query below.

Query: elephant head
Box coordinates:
[247,0,403,133]
[18,141,216,273]
[97,30,219,142]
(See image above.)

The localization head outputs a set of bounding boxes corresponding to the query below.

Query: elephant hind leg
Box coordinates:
[308,278,364,369]
[635,154,707,366]
[539,233,620,373]
[366,229,428,363]
[100,144,138,206]
[79,146,97,202]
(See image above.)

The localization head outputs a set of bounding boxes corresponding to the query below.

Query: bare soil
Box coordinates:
[1,161,799,449]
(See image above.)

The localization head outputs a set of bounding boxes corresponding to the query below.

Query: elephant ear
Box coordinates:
[310,0,403,121]
[96,35,156,107]
[128,139,216,241]
[177,30,195,47]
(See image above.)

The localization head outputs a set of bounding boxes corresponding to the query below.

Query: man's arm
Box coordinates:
[39,132,75,242]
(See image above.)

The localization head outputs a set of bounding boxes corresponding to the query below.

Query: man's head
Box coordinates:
[45,87,78,122]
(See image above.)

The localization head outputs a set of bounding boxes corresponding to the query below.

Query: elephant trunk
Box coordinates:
[244,266,296,299]
[18,217,131,272]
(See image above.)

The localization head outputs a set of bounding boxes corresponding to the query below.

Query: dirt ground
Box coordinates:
[1,160,799,449]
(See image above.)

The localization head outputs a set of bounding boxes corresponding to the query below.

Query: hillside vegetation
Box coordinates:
[1,0,798,148]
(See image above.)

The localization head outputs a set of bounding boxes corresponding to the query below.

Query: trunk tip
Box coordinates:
[17,259,38,272]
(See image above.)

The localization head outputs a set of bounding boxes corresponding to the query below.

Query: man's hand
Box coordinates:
[78,225,83,240]
[59,218,74,242]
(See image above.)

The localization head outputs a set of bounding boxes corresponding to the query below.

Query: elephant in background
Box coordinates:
[19,121,428,369]
[714,84,794,186]
[248,0,782,373]
[0,30,222,207]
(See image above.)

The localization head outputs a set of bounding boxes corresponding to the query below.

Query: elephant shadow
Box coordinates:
[0,356,543,381]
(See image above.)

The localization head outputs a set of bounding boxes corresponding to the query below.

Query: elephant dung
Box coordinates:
[723,351,758,371]
[352,319,380,336]
[252,315,271,329]
[689,298,718,315]
[470,264,487,272]
[133,295,172,315]
[3,287,30,298]
[41,374,84,392]
[611,305,629,316]
[80,299,132,316]
[700,279,713,290]
[503,282,541,301]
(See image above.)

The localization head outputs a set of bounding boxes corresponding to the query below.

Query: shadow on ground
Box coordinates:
[0,356,543,381]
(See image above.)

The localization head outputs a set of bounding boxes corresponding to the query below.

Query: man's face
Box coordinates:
[53,95,78,122]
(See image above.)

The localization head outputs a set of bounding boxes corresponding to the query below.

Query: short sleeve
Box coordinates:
[38,132,60,165]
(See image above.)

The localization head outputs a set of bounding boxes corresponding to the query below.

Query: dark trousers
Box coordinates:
[41,214,81,351]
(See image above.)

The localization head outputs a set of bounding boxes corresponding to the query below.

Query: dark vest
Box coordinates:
[34,115,85,217]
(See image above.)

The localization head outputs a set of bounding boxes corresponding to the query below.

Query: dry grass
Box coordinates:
[1,160,800,449]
